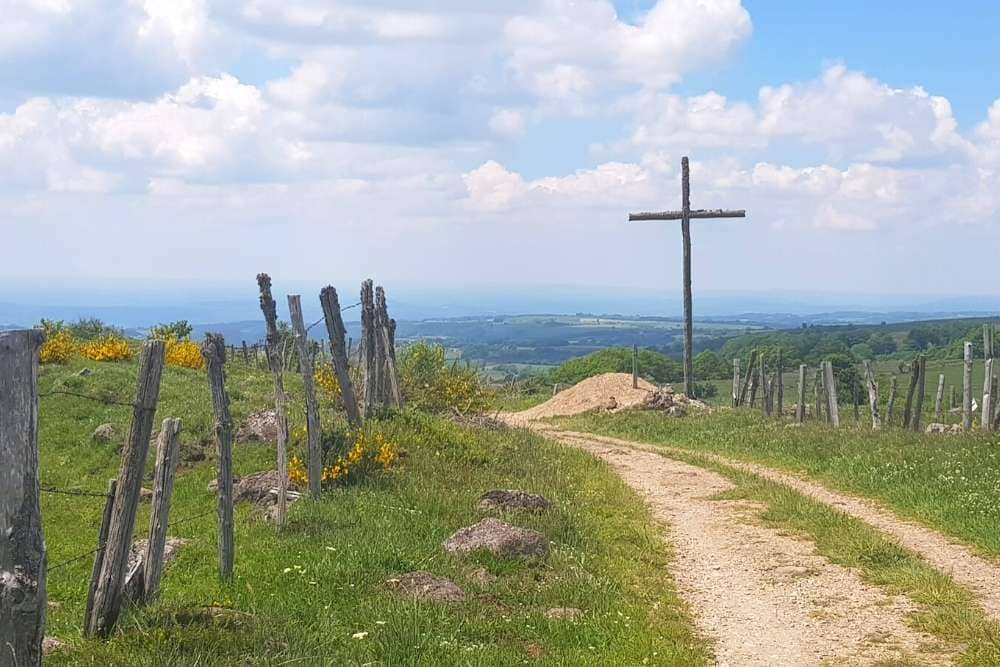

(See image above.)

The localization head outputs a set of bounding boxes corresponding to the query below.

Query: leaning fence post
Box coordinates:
[0,330,46,665]
[288,295,323,499]
[731,357,739,407]
[823,361,840,427]
[886,375,898,426]
[257,274,289,529]
[84,479,116,633]
[776,350,784,416]
[202,334,234,579]
[963,342,974,432]
[863,360,881,430]
[143,418,181,602]
[797,365,807,422]
[86,340,165,638]
[934,373,946,421]
[635,344,640,391]
[319,286,363,428]
[903,360,919,429]
[909,356,926,433]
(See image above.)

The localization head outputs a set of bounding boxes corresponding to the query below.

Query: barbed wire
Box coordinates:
[48,545,103,572]
[168,509,215,529]
[38,389,134,408]
[41,485,111,499]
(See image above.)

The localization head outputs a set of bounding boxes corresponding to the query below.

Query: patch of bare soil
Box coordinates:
[551,431,954,666]
[505,373,656,425]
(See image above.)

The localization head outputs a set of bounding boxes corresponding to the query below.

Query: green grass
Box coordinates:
[38,357,708,665]
[554,410,1000,558]
[661,449,1000,666]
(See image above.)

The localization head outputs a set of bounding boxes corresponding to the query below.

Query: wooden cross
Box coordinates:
[628,156,746,397]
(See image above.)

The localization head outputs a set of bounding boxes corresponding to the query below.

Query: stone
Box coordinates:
[478,490,552,513]
[444,518,549,559]
[235,410,279,443]
[77,367,92,377]
[123,537,190,601]
[208,475,242,493]
[139,487,153,502]
[43,637,67,656]
[544,607,583,621]
[926,423,948,434]
[233,470,282,504]
[385,571,466,602]
[667,405,686,417]
[773,565,811,578]
[93,423,116,443]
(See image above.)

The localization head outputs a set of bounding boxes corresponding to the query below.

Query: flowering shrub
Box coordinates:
[398,342,493,414]
[314,363,341,399]
[164,336,205,370]
[79,334,133,362]
[40,330,77,364]
[288,426,400,491]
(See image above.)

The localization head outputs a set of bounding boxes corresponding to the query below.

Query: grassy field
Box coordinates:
[38,356,709,665]
[554,410,1000,558]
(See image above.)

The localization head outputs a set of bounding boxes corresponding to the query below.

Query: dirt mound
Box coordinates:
[508,373,656,424]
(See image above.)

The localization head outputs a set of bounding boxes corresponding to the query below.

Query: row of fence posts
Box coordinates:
[731,327,999,432]
[0,276,403,664]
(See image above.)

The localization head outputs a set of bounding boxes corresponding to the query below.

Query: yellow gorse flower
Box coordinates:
[164,336,205,370]
[79,334,133,362]
[40,330,77,364]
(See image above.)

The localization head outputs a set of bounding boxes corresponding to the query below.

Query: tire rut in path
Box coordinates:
[550,428,1000,624]
[549,431,955,667]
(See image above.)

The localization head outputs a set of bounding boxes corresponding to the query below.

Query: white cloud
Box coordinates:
[489,109,526,139]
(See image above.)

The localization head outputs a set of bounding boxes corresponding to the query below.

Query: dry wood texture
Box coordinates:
[0,330,46,666]
[319,286,362,428]
[822,361,840,428]
[288,295,322,498]
[143,419,181,601]
[964,342,974,432]
[257,274,289,529]
[797,365,807,423]
[202,334,234,578]
[863,360,881,431]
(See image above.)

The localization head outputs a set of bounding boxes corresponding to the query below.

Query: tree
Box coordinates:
[149,320,193,340]
[693,350,728,379]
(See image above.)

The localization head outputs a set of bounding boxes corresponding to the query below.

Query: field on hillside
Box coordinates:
[36,356,708,665]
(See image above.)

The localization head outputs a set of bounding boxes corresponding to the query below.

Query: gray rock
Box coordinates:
[926,423,948,434]
[93,423,116,443]
[772,565,811,579]
[77,367,92,377]
[233,470,282,504]
[544,607,583,621]
[478,490,552,513]
[43,637,67,656]
[444,518,549,559]
[385,571,465,602]
[235,410,279,443]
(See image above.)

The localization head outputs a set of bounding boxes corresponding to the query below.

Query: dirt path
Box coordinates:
[551,430,952,666]
[548,428,1000,624]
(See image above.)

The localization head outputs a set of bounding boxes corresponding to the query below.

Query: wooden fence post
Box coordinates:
[863,361,881,430]
[257,274,289,529]
[731,357,739,407]
[902,360,920,428]
[319,286,363,428]
[635,344,640,391]
[982,358,994,432]
[288,295,322,498]
[202,335,234,580]
[909,356,926,432]
[814,367,824,422]
[360,280,378,417]
[823,361,840,427]
[886,375,898,426]
[737,350,756,407]
[375,287,403,408]
[143,419,181,602]
[963,342,973,432]
[84,479,116,633]
[241,341,250,365]
[797,365,807,422]
[776,350,784,416]
[86,340,165,638]
[934,374,946,421]
[0,330,46,665]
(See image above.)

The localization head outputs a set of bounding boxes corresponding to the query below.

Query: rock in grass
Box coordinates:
[478,490,552,514]
[385,571,466,602]
[926,423,963,434]
[93,423,116,443]
[235,410,278,443]
[43,637,67,656]
[444,518,549,559]
[544,607,583,621]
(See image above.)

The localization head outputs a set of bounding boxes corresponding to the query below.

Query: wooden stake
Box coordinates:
[886,375,898,426]
[257,274,289,529]
[360,280,378,417]
[288,295,323,498]
[84,479,116,634]
[319,286,363,428]
[87,340,165,638]
[909,356,926,432]
[635,344,641,391]
[375,286,403,408]
[963,342,974,432]
[823,361,840,427]
[731,356,739,407]
[934,373,946,421]
[202,334,234,579]
[0,330,46,665]
[776,349,784,416]
[902,360,920,428]
[737,350,756,407]
[863,360,881,430]
[814,367,824,422]
[143,418,181,602]
[760,354,770,416]
[797,365,807,423]
[983,358,994,432]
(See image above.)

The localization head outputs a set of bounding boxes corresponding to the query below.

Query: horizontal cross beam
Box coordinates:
[629,209,746,222]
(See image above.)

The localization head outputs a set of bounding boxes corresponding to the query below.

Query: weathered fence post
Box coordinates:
[86,340,165,638]
[634,344,640,391]
[776,350,784,416]
[360,280,378,417]
[863,360,881,430]
[886,375,898,426]
[909,356,926,432]
[934,374,946,421]
[0,330,46,665]
[797,365,807,422]
[963,342,973,432]
[950,384,957,412]
[319,286,363,428]
[288,295,322,498]
[257,274,289,529]
[143,418,181,602]
[737,350,756,407]
[814,367,824,422]
[902,360,919,428]
[375,286,403,408]
[241,341,250,365]
[201,335,234,580]
[983,358,994,432]
[822,361,840,427]
[84,479,116,632]
[731,357,739,407]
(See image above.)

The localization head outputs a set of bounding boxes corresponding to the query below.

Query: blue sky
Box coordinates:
[2,0,999,299]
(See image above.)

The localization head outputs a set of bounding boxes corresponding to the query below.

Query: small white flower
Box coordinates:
[352,632,369,640]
